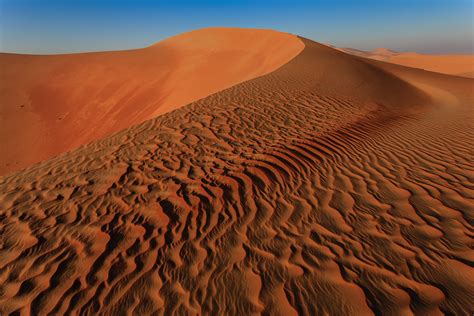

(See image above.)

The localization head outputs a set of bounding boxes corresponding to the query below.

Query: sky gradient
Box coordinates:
[1,0,473,54]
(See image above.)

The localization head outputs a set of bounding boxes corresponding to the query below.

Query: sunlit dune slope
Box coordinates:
[338,46,474,78]
[0,27,303,175]
[1,32,473,315]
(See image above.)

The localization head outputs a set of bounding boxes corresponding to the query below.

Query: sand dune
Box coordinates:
[0,28,303,176]
[338,46,474,78]
[1,29,473,315]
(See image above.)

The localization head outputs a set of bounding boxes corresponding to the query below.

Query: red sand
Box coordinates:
[0,28,303,175]
[0,29,473,315]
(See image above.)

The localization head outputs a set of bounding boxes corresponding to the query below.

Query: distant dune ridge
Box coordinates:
[337,46,474,78]
[0,28,303,176]
[0,28,473,315]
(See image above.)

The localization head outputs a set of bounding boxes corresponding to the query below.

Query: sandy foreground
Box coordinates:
[0,28,473,315]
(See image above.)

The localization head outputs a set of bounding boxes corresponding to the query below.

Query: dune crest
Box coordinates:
[0,33,473,314]
[0,27,304,175]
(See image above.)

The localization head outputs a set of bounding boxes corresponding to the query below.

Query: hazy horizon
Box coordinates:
[0,0,473,55]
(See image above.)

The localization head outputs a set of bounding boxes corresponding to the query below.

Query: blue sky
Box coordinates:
[0,0,472,54]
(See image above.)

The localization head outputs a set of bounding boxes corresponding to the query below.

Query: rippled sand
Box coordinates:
[0,29,473,315]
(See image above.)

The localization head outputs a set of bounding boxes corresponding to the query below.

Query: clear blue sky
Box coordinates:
[0,0,472,54]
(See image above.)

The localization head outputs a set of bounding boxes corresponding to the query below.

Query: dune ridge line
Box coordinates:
[0,27,304,176]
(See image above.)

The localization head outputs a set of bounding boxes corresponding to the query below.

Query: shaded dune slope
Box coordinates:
[1,36,473,315]
[0,28,303,175]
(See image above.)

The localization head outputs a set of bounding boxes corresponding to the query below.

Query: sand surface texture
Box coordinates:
[0,30,473,315]
[0,28,303,176]
[339,47,474,78]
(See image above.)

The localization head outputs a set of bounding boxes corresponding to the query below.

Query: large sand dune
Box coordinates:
[0,28,303,175]
[0,29,473,315]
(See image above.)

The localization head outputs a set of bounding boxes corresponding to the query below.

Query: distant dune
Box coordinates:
[338,46,474,78]
[0,28,473,315]
[0,28,303,175]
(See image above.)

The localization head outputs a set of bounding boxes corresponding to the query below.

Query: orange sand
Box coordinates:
[0,29,473,315]
[0,28,303,175]
[338,47,474,77]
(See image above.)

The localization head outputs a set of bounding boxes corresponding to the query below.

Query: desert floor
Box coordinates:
[0,29,473,315]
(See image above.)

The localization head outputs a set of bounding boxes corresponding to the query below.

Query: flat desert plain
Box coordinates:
[0,28,473,315]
